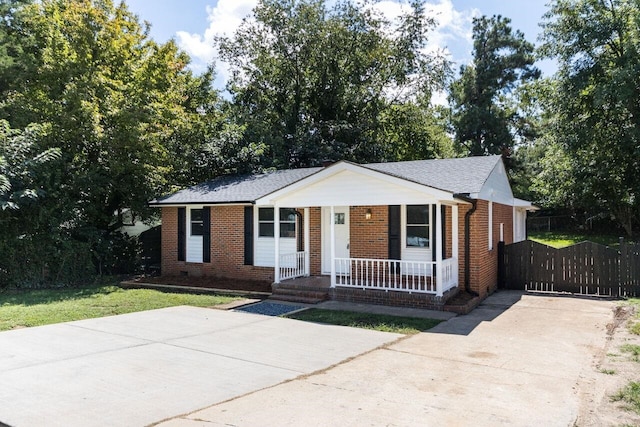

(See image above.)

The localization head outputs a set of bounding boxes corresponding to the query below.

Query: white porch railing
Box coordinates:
[334,257,458,295]
[440,257,458,293]
[279,251,308,281]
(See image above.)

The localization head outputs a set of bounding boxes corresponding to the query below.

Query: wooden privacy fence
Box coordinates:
[499,239,640,297]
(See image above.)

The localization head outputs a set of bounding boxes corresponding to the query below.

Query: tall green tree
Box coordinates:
[449,15,540,156]
[0,0,235,232]
[0,0,256,280]
[218,0,451,168]
[539,0,640,236]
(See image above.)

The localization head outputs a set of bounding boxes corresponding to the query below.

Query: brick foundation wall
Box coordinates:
[330,286,458,310]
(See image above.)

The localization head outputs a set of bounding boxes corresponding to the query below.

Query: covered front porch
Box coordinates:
[273,204,460,298]
[255,161,469,304]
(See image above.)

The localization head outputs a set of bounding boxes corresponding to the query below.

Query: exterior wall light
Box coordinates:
[365,208,372,220]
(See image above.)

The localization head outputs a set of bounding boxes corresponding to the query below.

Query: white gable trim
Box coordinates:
[476,160,514,206]
[255,161,464,206]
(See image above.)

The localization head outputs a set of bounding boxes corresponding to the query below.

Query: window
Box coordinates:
[406,205,429,247]
[190,208,204,236]
[279,208,296,238]
[258,207,296,238]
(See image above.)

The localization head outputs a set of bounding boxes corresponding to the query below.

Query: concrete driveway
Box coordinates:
[159,292,615,427]
[0,306,402,427]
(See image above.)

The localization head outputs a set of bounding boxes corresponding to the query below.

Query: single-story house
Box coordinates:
[149,155,536,308]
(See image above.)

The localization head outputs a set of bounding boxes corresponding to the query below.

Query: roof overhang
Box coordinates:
[255,161,471,207]
[513,198,540,211]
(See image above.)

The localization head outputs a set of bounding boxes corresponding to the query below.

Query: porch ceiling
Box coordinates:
[256,163,469,207]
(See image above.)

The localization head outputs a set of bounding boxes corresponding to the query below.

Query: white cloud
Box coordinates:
[177,0,257,79]
[425,0,476,62]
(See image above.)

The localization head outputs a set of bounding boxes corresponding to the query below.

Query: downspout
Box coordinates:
[457,194,479,296]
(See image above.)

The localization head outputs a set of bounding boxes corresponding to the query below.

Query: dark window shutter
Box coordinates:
[244,206,254,265]
[431,204,437,262]
[202,207,211,263]
[388,205,401,260]
[441,204,446,257]
[177,207,186,261]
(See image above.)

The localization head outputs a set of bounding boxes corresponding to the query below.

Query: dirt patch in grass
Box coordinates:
[132,275,272,293]
[575,303,640,426]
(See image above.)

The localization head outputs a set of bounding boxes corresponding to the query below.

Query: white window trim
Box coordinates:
[400,204,432,263]
[186,205,204,263]
[254,206,297,268]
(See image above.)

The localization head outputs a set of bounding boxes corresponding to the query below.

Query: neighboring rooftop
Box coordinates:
[149,156,502,205]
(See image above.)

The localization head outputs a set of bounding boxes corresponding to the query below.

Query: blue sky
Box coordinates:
[125,0,554,91]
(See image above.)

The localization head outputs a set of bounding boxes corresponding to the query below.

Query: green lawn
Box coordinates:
[286,308,442,334]
[0,284,240,331]
[528,231,628,248]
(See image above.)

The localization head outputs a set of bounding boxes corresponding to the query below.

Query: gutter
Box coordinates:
[455,193,479,296]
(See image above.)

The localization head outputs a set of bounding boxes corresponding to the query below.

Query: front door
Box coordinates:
[322,206,350,274]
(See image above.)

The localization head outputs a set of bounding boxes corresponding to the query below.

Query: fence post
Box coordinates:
[498,241,505,289]
[620,237,627,296]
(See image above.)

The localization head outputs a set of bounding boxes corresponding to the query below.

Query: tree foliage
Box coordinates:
[449,15,540,156]
[538,0,640,236]
[218,0,452,168]
[0,0,252,285]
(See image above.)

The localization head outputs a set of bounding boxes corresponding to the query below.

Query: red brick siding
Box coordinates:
[350,206,388,260]
[160,205,273,282]
[160,201,513,299]
[309,207,322,276]
[466,200,513,297]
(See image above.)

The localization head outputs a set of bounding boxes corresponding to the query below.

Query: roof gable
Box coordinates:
[255,161,458,207]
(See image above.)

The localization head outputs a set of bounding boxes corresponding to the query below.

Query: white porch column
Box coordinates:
[274,205,280,283]
[304,207,310,276]
[330,205,336,287]
[452,204,459,286]
[435,201,443,296]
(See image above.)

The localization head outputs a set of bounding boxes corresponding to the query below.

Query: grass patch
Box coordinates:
[286,308,441,334]
[620,344,640,361]
[528,232,625,248]
[599,368,617,375]
[611,381,640,414]
[0,284,239,331]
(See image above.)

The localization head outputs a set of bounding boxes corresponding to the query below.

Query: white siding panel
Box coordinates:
[186,236,203,263]
[274,170,441,207]
[255,238,296,267]
[477,161,514,206]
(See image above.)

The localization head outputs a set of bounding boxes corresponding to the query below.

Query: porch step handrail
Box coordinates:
[280,251,308,281]
[334,257,444,294]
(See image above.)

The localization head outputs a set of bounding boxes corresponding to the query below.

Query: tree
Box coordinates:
[539,0,640,236]
[218,0,452,169]
[449,15,540,156]
[0,0,256,279]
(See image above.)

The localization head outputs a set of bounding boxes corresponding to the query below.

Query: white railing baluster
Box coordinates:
[330,257,458,295]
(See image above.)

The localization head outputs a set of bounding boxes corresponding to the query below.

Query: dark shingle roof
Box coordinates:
[149,167,322,205]
[364,155,501,194]
[149,156,502,205]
